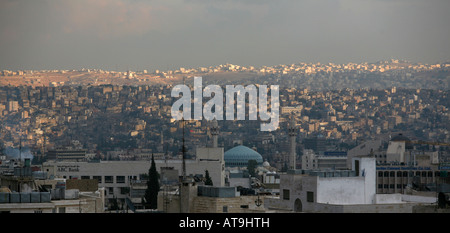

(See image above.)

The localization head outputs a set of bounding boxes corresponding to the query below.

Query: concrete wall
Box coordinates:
[158,189,267,213]
[317,177,366,204]
[195,147,225,186]
[265,196,437,213]
[310,202,419,213]
[0,196,103,213]
[192,195,267,213]
[374,194,435,204]
[352,157,376,203]
[374,193,403,204]
[386,141,405,163]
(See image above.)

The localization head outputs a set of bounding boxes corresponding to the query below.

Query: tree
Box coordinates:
[144,154,160,209]
[247,159,257,177]
[204,170,213,186]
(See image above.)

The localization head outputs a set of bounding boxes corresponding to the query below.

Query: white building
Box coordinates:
[265,156,436,213]
[42,146,225,207]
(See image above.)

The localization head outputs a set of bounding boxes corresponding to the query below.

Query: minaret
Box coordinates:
[288,114,298,170]
[210,118,219,148]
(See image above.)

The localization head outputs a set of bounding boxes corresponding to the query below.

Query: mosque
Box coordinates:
[224,145,263,168]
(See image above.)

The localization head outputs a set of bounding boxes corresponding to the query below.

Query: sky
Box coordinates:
[0,0,449,71]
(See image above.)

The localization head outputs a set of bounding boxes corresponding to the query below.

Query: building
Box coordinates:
[224,145,263,168]
[346,139,384,169]
[42,120,226,210]
[265,156,437,213]
[0,159,104,213]
[157,185,267,213]
[42,150,224,209]
[303,136,327,155]
[8,101,19,112]
[281,106,303,115]
[347,134,448,195]
[47,148,87,162]
[301,149,347,170]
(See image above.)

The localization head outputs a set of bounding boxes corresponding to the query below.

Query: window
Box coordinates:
[120,187,130,194]
[108,187,114,195]
[116,176,125,183]
[307,192,314,202]
[93,176,102,183]
[105,176,114,183]
[378,171,383,177]
[81,176,90,180]
[223,206,228,213]
[282,189,290,200]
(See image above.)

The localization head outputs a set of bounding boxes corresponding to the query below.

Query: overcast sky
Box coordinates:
[1,0,449,71]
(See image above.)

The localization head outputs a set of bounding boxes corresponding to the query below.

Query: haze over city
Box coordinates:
[1,0,450,71]
[1,0,450,217]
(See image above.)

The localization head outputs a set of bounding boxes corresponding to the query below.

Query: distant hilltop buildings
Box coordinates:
[0,59,448,92]
[2,59,450,76]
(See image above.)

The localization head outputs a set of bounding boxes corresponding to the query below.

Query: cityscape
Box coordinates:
[1,2,450,229]
[0,59,449,214]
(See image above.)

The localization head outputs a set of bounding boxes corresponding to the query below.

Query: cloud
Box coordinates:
[55,0,159,39]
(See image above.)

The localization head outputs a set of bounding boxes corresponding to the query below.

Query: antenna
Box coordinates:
[19,138,22,163]
[182,118,187,181]
[181,76,188,181]
[163,142,170,213]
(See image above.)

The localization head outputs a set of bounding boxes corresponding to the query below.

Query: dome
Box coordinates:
[224,145,263,167]
[391,133,410,142]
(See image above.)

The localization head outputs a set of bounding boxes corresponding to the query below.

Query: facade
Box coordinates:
[376,162,441,194]
[301,149,347,170]
[264,156,440,213]
[347,134,446,195]
[0,190,104,213]
[0,162,104,213]
[158,185,267,213]
[266,157,377,212]
[303,136,327,155]
[42,146,225,208]
[47,148,87,162]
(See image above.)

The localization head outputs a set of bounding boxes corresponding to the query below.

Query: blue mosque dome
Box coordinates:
[224,145,263,167]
